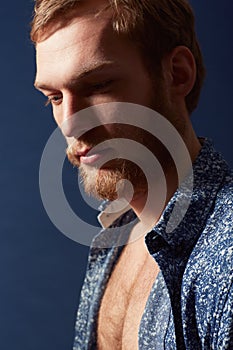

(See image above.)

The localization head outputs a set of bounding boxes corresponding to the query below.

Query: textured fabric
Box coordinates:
[73,140,233,350]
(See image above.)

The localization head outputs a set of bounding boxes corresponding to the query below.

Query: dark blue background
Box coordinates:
[0,2,232,349]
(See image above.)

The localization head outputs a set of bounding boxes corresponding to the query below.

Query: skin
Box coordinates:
[35,1,201,347]
[35,4,200,219]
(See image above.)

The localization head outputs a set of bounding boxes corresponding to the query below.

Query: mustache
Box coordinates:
[65,124,169,170]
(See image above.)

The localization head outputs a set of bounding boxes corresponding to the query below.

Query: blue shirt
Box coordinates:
[73,140,233,349]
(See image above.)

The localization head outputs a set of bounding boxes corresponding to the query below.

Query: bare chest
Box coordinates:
[97,241,159,350]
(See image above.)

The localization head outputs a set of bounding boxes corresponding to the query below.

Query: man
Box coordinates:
[32,0,233,349]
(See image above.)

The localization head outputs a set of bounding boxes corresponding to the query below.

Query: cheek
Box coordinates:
[103,124,146,145]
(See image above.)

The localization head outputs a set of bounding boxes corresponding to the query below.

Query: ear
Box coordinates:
[165,46,197,98]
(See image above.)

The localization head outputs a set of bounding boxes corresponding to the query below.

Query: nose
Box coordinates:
[59,93,90,138]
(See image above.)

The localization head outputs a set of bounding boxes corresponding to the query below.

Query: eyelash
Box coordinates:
[45,95,62,107]
[90,80,113,93]
[44,80,113,107]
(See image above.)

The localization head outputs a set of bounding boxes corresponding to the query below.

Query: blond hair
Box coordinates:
[31,0,205,114]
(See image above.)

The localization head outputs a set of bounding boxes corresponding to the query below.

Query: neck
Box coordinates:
[130,130,201,235]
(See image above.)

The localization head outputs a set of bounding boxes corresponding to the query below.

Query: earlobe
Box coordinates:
[169,46,196,98]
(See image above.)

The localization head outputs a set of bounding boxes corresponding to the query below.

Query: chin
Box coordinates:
[79,162,147,202]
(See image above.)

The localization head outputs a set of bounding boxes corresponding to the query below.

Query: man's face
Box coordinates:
[35,1,172,201]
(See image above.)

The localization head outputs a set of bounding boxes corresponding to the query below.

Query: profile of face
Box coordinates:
[35,0,194,203]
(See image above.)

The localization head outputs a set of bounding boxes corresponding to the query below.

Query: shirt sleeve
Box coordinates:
[214,275,233,349]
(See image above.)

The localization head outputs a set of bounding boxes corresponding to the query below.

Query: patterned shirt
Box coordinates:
[73,140,233,349]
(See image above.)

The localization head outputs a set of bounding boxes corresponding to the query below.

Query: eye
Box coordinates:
[89,80,113,95]
[45,94,63,106]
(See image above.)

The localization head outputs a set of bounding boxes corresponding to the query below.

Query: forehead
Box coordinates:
[35,0,110,55]
[35,4,143,91]
[36,14,112,56]
[36,12,115,83]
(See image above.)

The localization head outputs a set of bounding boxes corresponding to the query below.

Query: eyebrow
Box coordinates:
[34,61,118,91]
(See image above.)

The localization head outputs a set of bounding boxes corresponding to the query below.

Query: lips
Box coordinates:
[80,148,110,165]
[71,146,99,164]
[75,148,92,158]
[73,146,116,166]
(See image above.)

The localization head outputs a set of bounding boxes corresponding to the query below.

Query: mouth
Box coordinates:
[75,147,115,166]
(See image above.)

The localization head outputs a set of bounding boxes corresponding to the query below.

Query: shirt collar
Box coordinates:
[98,198,131,229]
[97,139,229,254]
[146,139,230,255]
